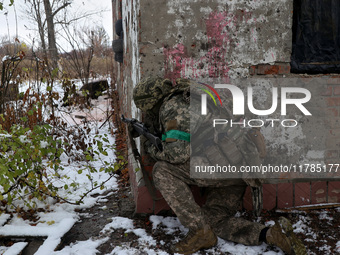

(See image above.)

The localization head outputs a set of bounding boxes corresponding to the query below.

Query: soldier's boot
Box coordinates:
[266,216,307,255]
[172,225,217,255]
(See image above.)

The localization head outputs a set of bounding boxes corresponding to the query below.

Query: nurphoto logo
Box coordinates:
[200,84,312,128]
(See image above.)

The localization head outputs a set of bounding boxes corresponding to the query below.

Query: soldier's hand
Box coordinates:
[144,140,158,158]
[127,123,140,138]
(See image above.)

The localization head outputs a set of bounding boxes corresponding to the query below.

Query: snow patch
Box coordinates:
[102,216,157,247]
[54,238,109,255]
[2,242,28,255]
[150,215,187,234]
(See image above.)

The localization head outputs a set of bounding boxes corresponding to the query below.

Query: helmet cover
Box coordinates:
[133,77,173,112]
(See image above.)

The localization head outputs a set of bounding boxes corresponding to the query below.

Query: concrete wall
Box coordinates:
[114,0,340,213]
[139,0,292,81]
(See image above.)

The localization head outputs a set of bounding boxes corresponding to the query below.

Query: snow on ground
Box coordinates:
[54,238,109,255]
[54,214,285,255]
[1,80,339,254]
[0,80,119,254]
[336,241,340,253]
[1,242,28,255]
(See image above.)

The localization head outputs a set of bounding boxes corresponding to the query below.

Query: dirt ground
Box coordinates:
[58,181,136,254]
[57,174,340,255]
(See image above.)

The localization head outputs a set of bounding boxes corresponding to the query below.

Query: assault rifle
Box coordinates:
[121,115,163,152]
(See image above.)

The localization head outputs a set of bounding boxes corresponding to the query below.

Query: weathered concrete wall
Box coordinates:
[121,0,150,212]
[115,0,340,213]
[118,0,173,213]
[139,0,292,81]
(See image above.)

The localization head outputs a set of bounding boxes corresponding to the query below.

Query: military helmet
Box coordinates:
[133,77,173,112]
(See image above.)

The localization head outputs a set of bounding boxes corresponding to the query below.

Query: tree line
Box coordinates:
[0,0,113,84]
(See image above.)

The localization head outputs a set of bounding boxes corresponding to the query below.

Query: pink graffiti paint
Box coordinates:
[252,28,257,42]
[163,44,187,82]
[163,10,252,81]
[204,11,232,78]
[205,11,232,47]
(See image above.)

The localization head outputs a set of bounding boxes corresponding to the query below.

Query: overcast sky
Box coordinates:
[0,0,113,49]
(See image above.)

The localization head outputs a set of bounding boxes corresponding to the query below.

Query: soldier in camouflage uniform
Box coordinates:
[132,77,306,255]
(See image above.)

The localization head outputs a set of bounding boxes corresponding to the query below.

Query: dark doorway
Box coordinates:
[291,0,340,73]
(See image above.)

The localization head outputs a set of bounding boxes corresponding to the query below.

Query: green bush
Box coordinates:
[0,120,123,209]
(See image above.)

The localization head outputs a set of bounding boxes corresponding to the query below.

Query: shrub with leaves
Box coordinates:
[0,122,63,206]
[0,119,122,209]
[0,50,121,210]
[0,85,121,208]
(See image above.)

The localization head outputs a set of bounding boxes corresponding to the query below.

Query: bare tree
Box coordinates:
[23,0,107,72]
[58,24,111,85]
[43,0,71,69]
[91,26,110,56]
[24,0,71,69]
[58,24,97,85]
[25,0,47,56]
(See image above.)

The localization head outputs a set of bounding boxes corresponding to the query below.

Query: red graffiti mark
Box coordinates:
[204,11,232,78]
[205,12,232,47]
[252,28,257,42]
[163,11,252,81]
[163,44,187,82]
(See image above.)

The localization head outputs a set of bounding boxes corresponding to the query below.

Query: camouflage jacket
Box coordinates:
[147,93,191,164]
[144,79,264,188]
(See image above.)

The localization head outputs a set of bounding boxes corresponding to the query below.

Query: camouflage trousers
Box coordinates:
[152,160,265,246]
